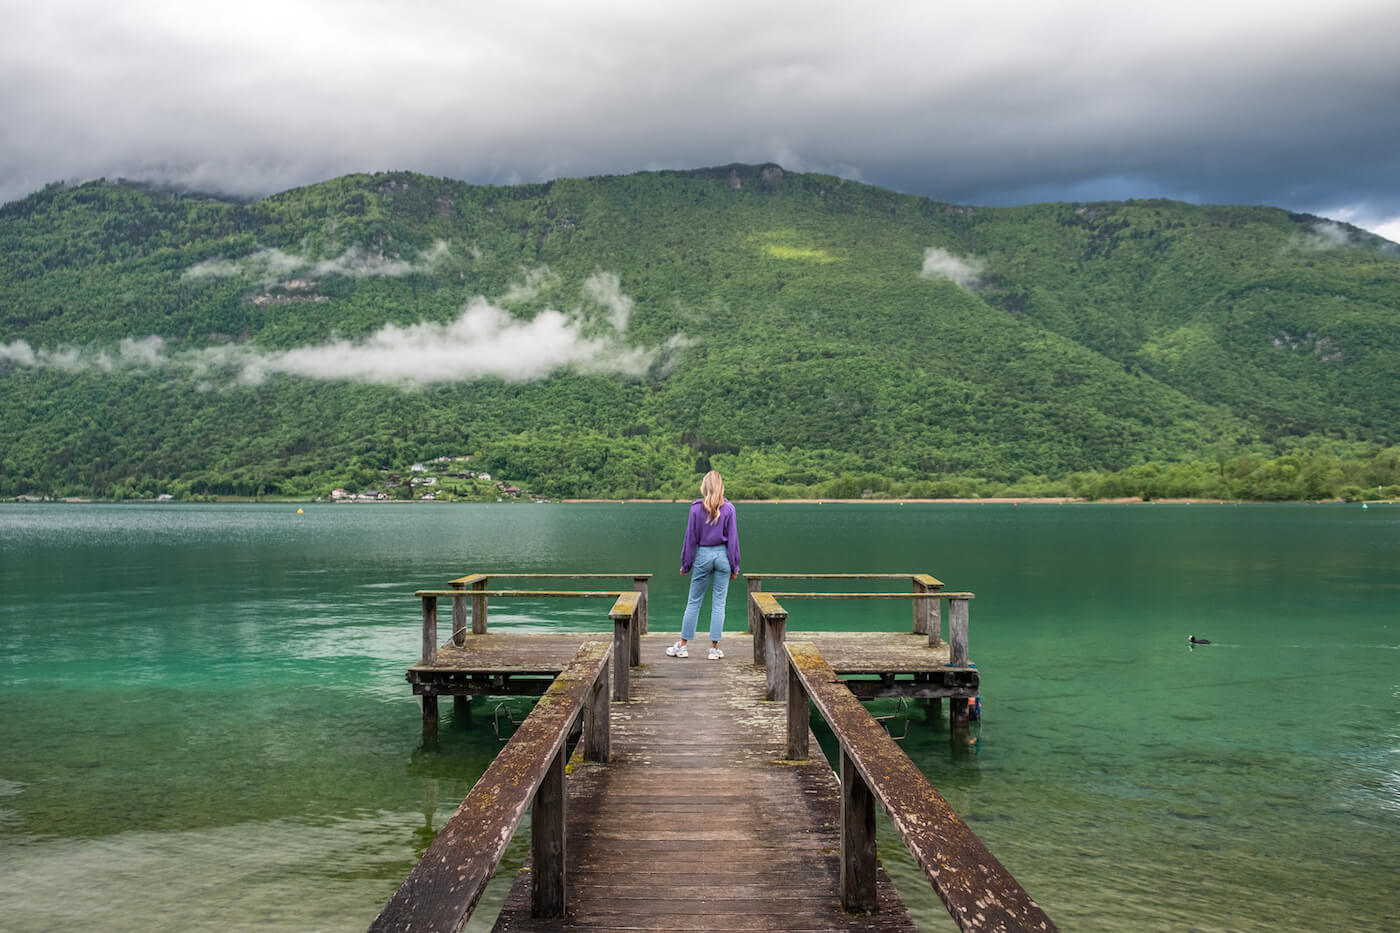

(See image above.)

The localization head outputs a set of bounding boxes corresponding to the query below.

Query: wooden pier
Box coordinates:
[375,574,1055,933]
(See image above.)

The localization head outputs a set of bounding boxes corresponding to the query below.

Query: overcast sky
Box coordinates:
[3,0,1398,240]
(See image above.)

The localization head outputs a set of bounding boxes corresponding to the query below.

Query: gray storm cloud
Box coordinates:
[920,248,985,289]
[0,272,682,387]
[2,1,1399,240]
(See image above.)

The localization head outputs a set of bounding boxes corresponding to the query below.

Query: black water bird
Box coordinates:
[1188,635,1211,645]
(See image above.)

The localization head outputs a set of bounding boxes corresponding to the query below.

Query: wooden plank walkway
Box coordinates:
[491,636,917,932]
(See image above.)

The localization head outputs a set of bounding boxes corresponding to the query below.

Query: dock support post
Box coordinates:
[746,577,762,633]
[949,694,971,752]
[531,745,567,918]
[840,748,878,914]
[420,596,438,665]
[633,577,649,635]
[786,660,809,760]
[629,596,641,668]
[926,596,943,648]
[453,695,471,721]
[421,692,438,735]
[750,582,766,665]
[584,657,611,762]
[612,618,631,702]
[950,695,970,728]
[765,614,788,700]
[949,597,969,666]
[752,594,789,699]
[471,577,488,634]
[450,582,467,646]
[417,595,440,738]
[914,574,944,642]
[913,578,929,635]
[608,593,641,701]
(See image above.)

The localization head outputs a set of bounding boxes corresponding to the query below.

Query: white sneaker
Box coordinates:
[708,647,723,660]
[666,642,688,658]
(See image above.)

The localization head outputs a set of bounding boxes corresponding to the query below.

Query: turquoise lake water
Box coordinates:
[0,501,1396,931]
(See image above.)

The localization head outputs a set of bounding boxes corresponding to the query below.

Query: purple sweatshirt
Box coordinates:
[679,499,740,575]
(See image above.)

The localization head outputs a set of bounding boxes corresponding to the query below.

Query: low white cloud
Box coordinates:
[1295,221,1352,251]
[183,248,303,285]
[582,271,634,331]
[1,276,684,388]
[499,266,558,304]
[234,297,655,386]
[920,247,985,289]
[0,336,170,372]
[182,241,451,286]
[0,340,38,367]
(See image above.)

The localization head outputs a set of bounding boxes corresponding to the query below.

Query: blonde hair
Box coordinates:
[700,470,725,524]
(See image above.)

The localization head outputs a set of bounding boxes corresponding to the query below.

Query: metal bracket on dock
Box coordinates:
[492,700,521,742]
[871,696,909,742]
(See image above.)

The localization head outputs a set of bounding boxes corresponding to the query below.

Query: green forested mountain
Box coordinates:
[2,165,1398,500]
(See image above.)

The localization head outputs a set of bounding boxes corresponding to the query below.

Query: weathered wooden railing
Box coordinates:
[416,587,643,702]
[750,585,974,700]
[370,641,613,932]
[784,641,1057,932]
[746,572,943,641]
[448,573,650,640]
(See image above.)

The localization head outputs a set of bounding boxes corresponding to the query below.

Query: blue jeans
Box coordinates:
[681,545,731,643]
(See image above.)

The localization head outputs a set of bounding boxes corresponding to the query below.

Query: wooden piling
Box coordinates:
[419,596,437,665]
[471,576,489,634]
[751,592,789,699]
[608,592,640,702]
[787,662,810,761]
[450,582,467,647]
[420,692,437,735]
[632,576,649,635]
[841,747,879,914]
[912,573,942,637]
[746,576,763,634]
[949,597,970,667]
[531,745,567,918]
[583,657,610,763]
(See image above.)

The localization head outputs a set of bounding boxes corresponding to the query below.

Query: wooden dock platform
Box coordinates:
[492,637,916,932]
[409,632,978,703]
[376,574,1055,932]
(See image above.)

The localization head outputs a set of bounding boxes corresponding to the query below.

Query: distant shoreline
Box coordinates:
[563,496,1297,505]
[8,496,1390,506]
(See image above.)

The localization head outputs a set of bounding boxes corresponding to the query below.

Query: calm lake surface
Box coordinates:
[0,502,1396,931]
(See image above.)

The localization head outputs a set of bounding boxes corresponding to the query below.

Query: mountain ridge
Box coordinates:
[1,165,1397,499]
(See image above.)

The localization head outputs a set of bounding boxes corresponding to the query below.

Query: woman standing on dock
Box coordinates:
[667,470,741,661]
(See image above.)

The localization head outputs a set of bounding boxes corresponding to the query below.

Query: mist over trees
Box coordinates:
[2,166,1398,501]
